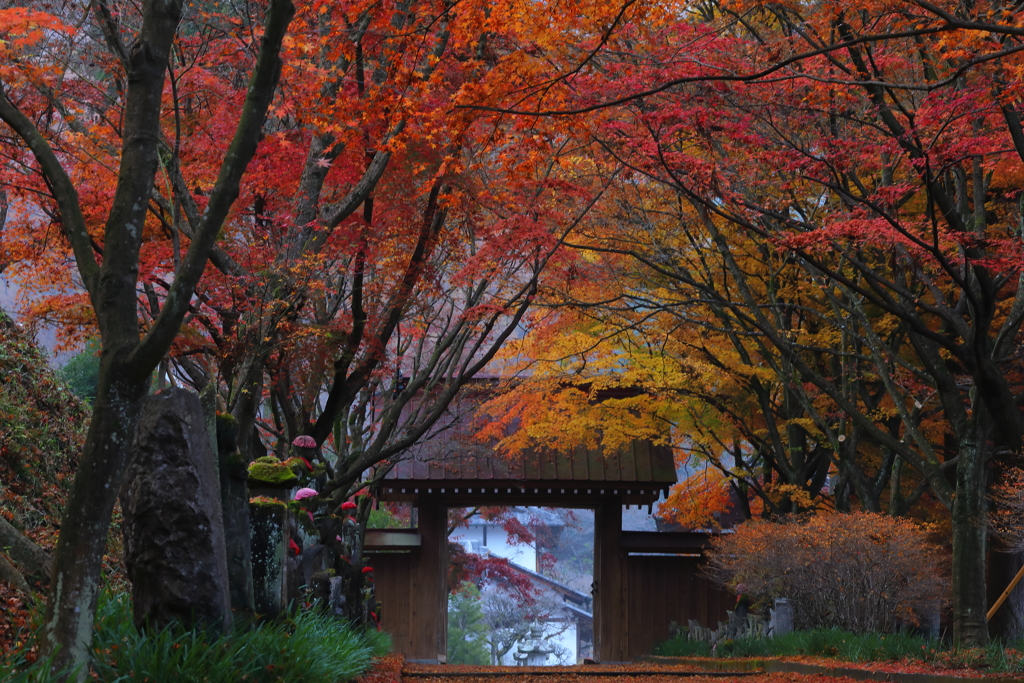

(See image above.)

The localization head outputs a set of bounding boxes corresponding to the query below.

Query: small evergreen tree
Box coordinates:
[447,583,490,665]
[57,339,100,403]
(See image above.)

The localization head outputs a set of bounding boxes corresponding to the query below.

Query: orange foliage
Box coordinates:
[706,514,946,633]
[659,465,733,530]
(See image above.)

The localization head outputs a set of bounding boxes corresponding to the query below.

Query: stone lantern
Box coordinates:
[514,621,555,666]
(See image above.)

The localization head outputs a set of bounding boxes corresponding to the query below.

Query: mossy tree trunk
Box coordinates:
[952,412,990,646]
[0,1,294,676]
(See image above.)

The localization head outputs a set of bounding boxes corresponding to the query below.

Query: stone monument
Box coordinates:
[514,622,555,666]
[121,388,232,632]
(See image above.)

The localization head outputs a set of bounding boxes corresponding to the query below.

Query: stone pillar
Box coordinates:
[217,413,254,613]
[771,598,793,637]
[199,384,220,489]
[121,388,232,633]
[250,498,288,617]
[919,601,941,640]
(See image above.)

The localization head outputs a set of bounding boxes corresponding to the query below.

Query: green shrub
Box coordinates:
[652,636,711,657]
[2,592,388,682]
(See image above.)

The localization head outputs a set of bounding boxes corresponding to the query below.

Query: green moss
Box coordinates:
[249,496,288,509]
[282,456,312,475]
[217,413,238,426]
[216,413,240,455]
[247,456,299,486]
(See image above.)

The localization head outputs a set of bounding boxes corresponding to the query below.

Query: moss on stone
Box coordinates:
[217,413,238,426]
[249,496,288,509]
[247,456,298,487]
[282,456,312,475]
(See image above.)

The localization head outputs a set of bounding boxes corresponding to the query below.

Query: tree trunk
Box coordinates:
[0,554,31,594]
[232,361,266,464]
[952,420,989,646]
[0,515,52,580]
[41,367,149,679]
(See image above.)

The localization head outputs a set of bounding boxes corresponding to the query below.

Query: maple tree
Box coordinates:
[0,0,654,671]
[468,0,1024,647]
[0,0,294,675]
[122,0,632,621]
[613,2,1024,647]
[8,0,1024,663]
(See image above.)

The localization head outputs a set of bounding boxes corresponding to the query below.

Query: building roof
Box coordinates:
[504,559,591,608]
[379,438,676,505]
[376,383,677,505]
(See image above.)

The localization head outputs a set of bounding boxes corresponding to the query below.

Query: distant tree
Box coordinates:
[447,583,491,666]
[57,340,100,403]
[478,584,573,665]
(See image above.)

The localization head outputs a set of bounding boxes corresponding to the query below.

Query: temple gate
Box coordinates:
[364,439,731,662]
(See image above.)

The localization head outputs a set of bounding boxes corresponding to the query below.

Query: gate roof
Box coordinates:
[379,438,676,505]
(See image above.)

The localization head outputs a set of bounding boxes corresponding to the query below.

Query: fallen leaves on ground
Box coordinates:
[403,660,1019,681]
[357,653,405,683]
[0,584,37,663]
[400,668,891,683]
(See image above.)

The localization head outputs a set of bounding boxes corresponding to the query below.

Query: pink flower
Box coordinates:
[294,487,318,501]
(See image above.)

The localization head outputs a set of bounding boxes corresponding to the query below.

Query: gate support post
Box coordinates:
[594,499,625,662]
[410,497,448,662]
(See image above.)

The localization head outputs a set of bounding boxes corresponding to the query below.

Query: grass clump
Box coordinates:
[1,592,390,682]
[653,629,1024,674]
[652,637,711,657]
[654,628,938,663]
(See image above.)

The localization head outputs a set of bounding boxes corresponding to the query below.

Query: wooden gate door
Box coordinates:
[366,499,448,661]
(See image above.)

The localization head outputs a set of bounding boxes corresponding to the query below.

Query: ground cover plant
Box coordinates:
[0,311,86,589]
[654,629,936,662]
[0,593,390,683]
[653,629,1024,674]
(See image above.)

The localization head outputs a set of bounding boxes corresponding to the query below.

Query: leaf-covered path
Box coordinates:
[357,656,1024,683]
